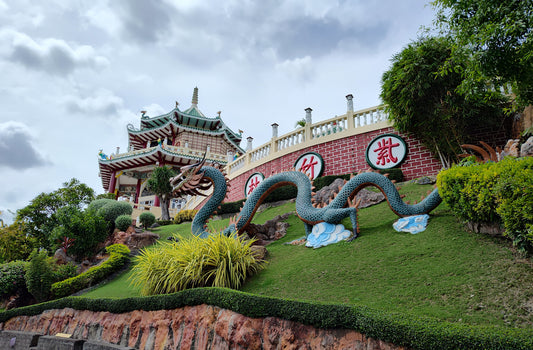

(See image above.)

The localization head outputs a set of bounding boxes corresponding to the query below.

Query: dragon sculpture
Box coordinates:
[170,157,442,240]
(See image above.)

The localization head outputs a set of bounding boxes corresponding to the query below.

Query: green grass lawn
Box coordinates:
[81,183,533,328]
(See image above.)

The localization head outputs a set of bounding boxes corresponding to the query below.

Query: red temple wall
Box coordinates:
[224,127,442,203]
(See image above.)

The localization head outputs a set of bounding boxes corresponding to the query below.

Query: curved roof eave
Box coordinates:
[128,118,243,151]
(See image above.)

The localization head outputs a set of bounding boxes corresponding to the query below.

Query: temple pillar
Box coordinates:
[134,178,142,204]
[108,171,117,194]
[154,195,160,207]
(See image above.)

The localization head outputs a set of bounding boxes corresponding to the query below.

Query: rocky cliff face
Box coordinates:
[1,304,405,349]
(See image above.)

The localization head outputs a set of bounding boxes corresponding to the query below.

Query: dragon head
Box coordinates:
[170,155,214,197]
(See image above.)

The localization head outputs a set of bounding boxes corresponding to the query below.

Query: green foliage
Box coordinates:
[87,198,115,213]
[312,173,353,191]
[381,36,508,167]
[16,178,95,251]
[156,220,173,226]
[96,201,133,226]
[95,192,117,200]
[0,224,34,263]
[130,233,266,295]
[139,212,156,229]
[0,261,27,298]
[51,206,108,261]
[146,166,177,220]
[217,199,246,215]
[262,184,298,203]
[380,168,404,183]
[115,215,132,232]
[173,209,198,224]
[432,0,533,105]
[494,158,533,253]
[438,157,533,253]
[51,244,130,299]
[25,250,54,303]
[1,288,532,350]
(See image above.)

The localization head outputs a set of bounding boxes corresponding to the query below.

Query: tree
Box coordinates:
[0,223,34,263]
[381,36,508,167]
[294,119,306,128]
[16,179,95,251]
[432,0,533,105]
[146,166,176,221]
[50,206,108,261]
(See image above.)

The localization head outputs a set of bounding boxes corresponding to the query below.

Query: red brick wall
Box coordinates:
[225,127,442,203]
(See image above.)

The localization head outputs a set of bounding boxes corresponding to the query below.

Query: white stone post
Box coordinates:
[246,137,253,152]
[346,94,354,113]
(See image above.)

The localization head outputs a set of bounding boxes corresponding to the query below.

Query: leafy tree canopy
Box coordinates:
[16,178,95,251]
[146,166,177,221]
[432,0,533,105]
[381,36,508,167]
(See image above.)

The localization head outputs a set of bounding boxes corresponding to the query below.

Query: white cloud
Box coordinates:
[0,121,50,170]
[63,89,124,116]
[275,56,315,83]
[2,29,109,75]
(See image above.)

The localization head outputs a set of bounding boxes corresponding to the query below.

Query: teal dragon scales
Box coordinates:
[170,157,442,239]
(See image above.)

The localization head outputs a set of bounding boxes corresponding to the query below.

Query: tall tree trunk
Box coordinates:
[161,196,171,221]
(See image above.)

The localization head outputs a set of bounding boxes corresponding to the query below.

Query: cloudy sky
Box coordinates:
[0,0,435,223]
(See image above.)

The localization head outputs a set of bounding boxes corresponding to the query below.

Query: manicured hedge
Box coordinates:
[438,157,533,253]
[1,288,531,350]
[50,244,130,298]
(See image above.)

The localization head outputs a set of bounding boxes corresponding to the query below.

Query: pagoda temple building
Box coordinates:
[97,87,244,212]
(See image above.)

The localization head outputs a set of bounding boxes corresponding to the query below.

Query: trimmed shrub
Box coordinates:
[217,199,246,215]
[51,244,130,299]
[115,215,132,232]
[494,157,533,252]
[130,233,266,295]
[25,250,54,303]
[87,198,115,213]
[96,201,133,224]
[173,210,198,224]
[312,173,353,191]
[1,288,532,350]
[438,157,533,253]
[156,220,173,226]
[0,261,27,299]
[379,168,404,182]
[139,212,156,229]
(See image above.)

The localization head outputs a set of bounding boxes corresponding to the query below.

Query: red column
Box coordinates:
[154,195,160,207]
[134,178,142,204]
[108,171,117,194]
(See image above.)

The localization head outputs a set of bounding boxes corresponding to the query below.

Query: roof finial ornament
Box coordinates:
[175,101,179,108]
[141,110,147,117]
[191,87,198,107]
[217,111,221,117]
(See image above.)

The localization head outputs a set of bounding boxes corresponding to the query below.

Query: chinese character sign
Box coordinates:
[294,152,325,180]
[244,173,264,197]
[365,134,407,170]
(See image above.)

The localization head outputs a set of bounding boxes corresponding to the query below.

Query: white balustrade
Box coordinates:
[225,104,388,175]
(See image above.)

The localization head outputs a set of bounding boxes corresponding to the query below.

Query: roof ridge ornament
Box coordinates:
[191,87,198,107]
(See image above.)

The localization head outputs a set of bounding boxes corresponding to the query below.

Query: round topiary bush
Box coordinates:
[97,201,133,223]
[139,212,156,229]
[115,215,132,232]
[87,198,116,213]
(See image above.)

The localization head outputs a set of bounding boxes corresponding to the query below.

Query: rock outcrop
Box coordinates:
[1,305,405,350]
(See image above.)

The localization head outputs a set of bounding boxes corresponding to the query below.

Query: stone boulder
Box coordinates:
[245,213,290,245]
[313,177,385,208]
[520,136,533,157]
[128,231,159,249]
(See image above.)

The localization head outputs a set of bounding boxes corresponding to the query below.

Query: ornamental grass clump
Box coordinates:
[130,233,266,296]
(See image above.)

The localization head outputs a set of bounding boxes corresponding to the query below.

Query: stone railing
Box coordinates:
[226,104,390,178]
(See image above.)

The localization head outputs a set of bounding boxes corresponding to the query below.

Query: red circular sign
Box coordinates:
[365,134,407,169]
